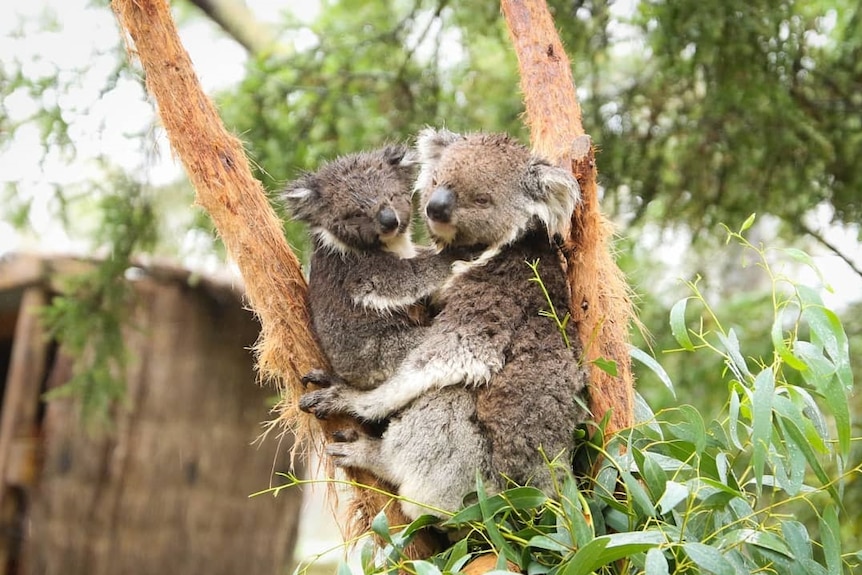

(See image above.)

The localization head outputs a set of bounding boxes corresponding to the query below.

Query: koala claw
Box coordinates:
[301,369,343,389]
[298,385,349,419]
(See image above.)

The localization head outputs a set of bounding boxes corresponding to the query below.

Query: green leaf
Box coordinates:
[442,539,470,573]
[400,514,440,538]
[444,487,548,525]
[337,560,353,575]
[476,477,521,567]
[751,367,775,492]
[717,529,795,558]
[371,510,392,543]
[560,532,666,575]
[634,448,666,500]
[801,301,853,391]
[630,345,675,398]
[633,391,662,437]
[775,418,806,496]
[623,470,656,518]
[780,521,813,561]
[528,535,572,553]
[561,476,593,547]
[657,481,689,514]
[795,339,850,460]
[771,311,807,371]
[670,298,695,351]
[679,404,707,453]
[683,542,735,575]
[592,356,619,377]
[412,561,442,575]
[645,548,669,575]
[727,386,744,450]
[777,412,841,504]
[820,504,841,575]
[717,328,752,381]
[739,213,756,232]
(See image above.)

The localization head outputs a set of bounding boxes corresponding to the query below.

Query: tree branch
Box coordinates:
[798,220,862,280]
[185,0,278,54]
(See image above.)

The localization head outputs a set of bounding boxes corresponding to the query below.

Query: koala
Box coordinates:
[300,129,590,519]
[282,145,468,392]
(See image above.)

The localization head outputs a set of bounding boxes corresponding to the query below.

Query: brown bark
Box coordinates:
[501,0,635,435]
[110,0,431,556]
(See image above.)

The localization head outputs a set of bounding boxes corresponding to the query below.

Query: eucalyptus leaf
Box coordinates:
[669,298,695,350]
[751,367,775,492]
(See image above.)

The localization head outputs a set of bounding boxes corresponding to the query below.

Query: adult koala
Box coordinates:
[301,129,590,519]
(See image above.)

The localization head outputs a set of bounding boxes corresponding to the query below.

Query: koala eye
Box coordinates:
[474,195,491,207]
[431,176,439,187]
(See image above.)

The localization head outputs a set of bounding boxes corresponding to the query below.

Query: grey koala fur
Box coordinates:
[300,129,590,519]
[282,145,466,391]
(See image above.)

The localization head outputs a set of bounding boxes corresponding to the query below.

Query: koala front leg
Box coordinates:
[301,328,507,421]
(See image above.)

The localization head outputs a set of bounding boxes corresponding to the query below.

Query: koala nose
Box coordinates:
[377,206,399,233]
[426,187,455,223]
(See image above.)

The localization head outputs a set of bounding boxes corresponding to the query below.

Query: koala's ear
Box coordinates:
[524,160,582,236]
[415,127,463,163]
[381,145,418,168]
[281,182,319,220]
[415,128,463,192]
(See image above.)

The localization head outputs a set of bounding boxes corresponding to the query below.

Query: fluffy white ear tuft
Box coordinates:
[281,185,318,220]
[399,149,420,167]
[416,127,462,163]
[415,128,463,193]
[527,162,581,236]
[282,186,314,201]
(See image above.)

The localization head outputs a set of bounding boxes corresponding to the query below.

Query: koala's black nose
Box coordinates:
[377,206,399,233]
[426,187,455,223]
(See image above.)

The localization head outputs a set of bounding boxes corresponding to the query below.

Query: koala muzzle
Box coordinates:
[426,186,455,223]
[377,206,399,233]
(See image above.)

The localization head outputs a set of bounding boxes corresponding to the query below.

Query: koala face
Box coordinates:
[282,146,417,256]
[415,129,581,249]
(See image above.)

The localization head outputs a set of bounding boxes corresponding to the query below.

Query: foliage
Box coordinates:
[39,173,158,426]
[278,225,858,575]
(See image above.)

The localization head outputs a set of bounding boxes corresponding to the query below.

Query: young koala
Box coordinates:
[300,129,590,519]
[282,145,465,392]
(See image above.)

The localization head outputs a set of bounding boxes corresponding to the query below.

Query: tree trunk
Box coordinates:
[501,0,635,436]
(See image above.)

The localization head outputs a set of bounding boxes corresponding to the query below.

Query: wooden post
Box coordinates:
[502,0,635,435]
[0,288,49,567]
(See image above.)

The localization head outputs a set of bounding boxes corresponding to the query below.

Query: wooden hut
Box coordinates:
[0,254,302,575]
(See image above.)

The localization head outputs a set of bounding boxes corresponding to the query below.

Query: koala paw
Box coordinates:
[301,369,344,389]
[298,384,351,419]
[326,437,376,470]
